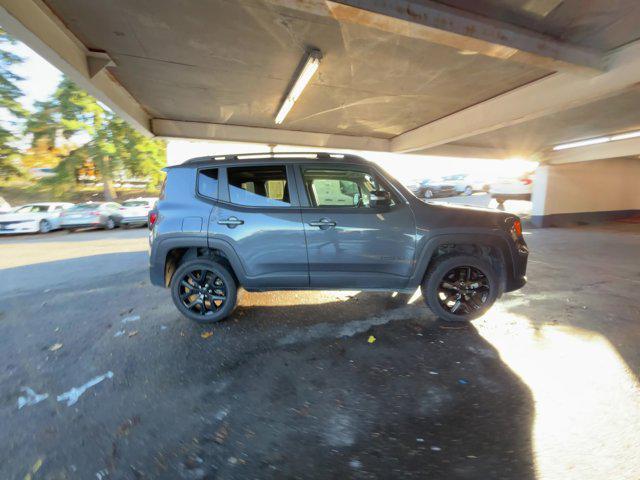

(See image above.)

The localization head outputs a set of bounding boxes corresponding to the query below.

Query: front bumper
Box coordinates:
[505,239,528,292]
[0,221,38,234]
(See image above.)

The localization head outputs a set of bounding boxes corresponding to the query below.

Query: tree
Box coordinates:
[29,77,166,199]
[0,28,27,179]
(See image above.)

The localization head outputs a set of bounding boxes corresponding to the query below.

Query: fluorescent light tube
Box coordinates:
[610,130,640,141]
[275,49,322,125]
[553,136,610,151]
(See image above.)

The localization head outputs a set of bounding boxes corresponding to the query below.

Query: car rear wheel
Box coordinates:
[170,259,237,323]
[104,217,115,230]
[39,219,52,233]
[422,254,499,322]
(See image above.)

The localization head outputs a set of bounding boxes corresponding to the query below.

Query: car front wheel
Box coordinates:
[170,259,237,323]
[422,254,499,322]
[39,219,52,233]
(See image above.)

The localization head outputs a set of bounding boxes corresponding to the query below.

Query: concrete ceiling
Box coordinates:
[436,0,640,50]
[44,0,549,139]
[3,0,640,162]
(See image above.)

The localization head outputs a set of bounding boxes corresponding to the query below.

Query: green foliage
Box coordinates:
[0,28,26,179]
[27,76,166,196]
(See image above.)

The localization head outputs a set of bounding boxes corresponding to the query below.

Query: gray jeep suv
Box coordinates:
[149,153,528,323]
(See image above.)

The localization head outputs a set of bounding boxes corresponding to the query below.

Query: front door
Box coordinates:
[296,164,416,289]
[212,164,308,289]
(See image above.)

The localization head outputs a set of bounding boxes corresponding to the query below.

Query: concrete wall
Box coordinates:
[531,157,640,227]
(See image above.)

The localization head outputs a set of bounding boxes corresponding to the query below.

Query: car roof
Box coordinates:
[21,202,73,207]
[168,152,371,169]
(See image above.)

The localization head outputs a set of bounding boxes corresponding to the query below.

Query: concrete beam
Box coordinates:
[152,119,390,152]
[546,136,640,165]
[327,0,605,75]
[86,51,115,79]
[410,144,511,159]
[0,0,151,136]
[391,40,640,154]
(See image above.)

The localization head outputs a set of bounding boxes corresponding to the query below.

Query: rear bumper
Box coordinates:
[491,193,531,201]
[121,216,148,224]
[61,221,102,229]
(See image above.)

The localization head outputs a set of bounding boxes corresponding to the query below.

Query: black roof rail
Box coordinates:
[178,151,365,167]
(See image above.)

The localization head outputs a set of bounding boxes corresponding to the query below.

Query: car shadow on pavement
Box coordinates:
[141,293,537,480]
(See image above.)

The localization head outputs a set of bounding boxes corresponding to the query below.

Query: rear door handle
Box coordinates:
[217,216,244,227]
[309,218,336,228]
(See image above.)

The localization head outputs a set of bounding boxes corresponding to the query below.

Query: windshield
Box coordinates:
[15,205,49,213]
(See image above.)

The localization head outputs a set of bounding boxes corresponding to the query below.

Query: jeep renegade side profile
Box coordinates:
[148,153,528,323]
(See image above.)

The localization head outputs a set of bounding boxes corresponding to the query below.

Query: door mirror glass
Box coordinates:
[369,190,391,209]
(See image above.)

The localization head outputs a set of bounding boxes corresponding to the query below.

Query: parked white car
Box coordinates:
[0,202,74,234]
[490,172,534,204]
[441,174,486,196]
[0,196,11,214]
[118,197,157,227]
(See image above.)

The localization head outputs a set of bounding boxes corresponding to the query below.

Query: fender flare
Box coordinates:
[408,231,514,287]
[151,235,249,287]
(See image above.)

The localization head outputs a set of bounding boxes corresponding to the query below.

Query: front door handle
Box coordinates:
[309,218,336,229]
[218,216,244,227]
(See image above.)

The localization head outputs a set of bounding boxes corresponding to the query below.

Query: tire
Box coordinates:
[170,259,237,323]
[422,254,499,322]
[464,186,473,196]
[424,189,434,199]
[495,197,505,205]
[104,217,115,230]
[39,219,52,233]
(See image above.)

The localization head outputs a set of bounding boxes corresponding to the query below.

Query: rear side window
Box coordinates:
[198,169,219,198]
[227,165,290,207]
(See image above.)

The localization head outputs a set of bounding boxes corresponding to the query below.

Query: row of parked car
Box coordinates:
[0,197,157,235]
[406,172,534,204]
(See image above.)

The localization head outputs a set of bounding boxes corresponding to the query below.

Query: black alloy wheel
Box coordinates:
[437,266,489,315]
[178,268,227,317]
[170,259,237,323]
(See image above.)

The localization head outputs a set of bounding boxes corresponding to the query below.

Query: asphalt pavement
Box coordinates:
[1,222,639,480]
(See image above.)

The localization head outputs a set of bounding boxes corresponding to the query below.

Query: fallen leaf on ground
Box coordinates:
[128,330,139,337]
[367,335,376,344]
[214,423,229,444]
[49,343,63,352]
[201,331,214,339]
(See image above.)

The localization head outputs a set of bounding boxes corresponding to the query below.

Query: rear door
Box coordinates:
[210,163,308,289]
[295,163,416,289]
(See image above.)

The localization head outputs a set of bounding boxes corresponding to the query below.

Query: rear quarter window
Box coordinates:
[198,168,219,199]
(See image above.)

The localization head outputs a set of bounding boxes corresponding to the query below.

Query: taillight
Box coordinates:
[520,178,533,185]
[148,211,157,229]
[90,211,101,216]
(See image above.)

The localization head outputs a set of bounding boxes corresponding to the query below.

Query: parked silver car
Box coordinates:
[0,202,74,234]
[119,197,157,227]
[60,202,123,231]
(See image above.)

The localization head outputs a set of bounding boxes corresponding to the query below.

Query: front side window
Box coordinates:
[227,165,290,207]
[302,168,394,208]
[198,168,219,198]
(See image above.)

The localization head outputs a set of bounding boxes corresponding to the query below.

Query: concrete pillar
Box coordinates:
[531,157,640,227]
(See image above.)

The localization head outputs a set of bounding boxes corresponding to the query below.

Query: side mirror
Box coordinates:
[369,190,391,209]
